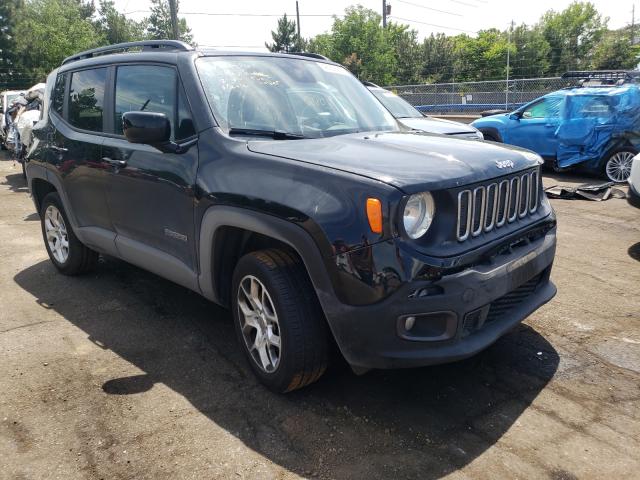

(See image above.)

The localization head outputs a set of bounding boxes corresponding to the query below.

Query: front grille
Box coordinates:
[456,168,540,242]
[485,273,543,323]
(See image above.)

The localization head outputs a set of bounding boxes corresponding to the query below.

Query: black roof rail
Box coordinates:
[561,70,640,84]
[361,81,381,88]
[61,40,194,65]
[283,51,330,61]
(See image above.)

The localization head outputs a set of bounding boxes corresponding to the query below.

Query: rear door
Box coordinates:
[504,96,563,158]
[101,64,199,272]
[50,67,113,231]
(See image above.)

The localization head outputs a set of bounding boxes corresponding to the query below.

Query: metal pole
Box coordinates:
[505,20,513,110]
[382,0,387,28]
[296,1,301,43]
[168,0,180,40]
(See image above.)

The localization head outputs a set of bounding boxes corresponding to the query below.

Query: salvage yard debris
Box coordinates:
[544,182,627,201]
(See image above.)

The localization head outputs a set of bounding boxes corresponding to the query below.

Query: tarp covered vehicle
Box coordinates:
[472,84,640,182]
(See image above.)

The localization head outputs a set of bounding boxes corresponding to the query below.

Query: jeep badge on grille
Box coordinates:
[496,159,515,169]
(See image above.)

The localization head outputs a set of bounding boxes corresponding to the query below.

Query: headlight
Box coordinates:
[403,192,435,239]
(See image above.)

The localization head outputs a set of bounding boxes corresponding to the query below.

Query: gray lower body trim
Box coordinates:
[115,235,200,293]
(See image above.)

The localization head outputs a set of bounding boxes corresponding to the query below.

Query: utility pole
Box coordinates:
[505,20,513,110]
[296,1,301,44]
[168,0,180,40]
[382,0,387,28]
[632,4,636,44]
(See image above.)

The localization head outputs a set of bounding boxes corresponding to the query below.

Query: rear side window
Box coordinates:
[69,68,107,131]
[52,73,66,116]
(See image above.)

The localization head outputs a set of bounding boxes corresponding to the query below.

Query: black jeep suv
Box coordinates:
[26,41,557,392]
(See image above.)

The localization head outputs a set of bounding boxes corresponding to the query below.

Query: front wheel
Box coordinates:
[231,249,329,392]
[40,192,98,275]
[604,148,636,183]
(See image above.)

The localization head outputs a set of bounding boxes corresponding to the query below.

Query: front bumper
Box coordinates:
[327,227,557,369]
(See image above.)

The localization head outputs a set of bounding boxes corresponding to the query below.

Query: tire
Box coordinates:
[231,248,329,393]
[40,192,98,275]
[603,147,636,183]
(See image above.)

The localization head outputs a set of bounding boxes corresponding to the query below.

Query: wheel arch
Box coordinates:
[198,206,340,320]
[27,164,79,228]
[477,126,503,143]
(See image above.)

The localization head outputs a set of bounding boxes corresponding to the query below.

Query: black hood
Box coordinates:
[248,131,542,193]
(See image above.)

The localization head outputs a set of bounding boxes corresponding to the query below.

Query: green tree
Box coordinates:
[145,0,193,44]
[420,33,456,83]
[0,0,24,89]
[387,23,422,84]
[14,0,100,85]
[453,29,511,81]
[95,0,146,44]
[265,13,303,52]
[510,24,551,78]
[307,6,397,85]
[591,28,639,70]
[540,1,607,74]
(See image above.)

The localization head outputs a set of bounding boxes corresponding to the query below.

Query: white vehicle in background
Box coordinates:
[628,153,640,209]
[364,82,484,140]
[1,89,27,149]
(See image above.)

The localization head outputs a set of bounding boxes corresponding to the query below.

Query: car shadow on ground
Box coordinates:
[1,171,28,194]
[629,242,640,262]
[14,258,559,479]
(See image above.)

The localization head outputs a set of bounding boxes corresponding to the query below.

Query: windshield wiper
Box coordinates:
[228,128,305,140]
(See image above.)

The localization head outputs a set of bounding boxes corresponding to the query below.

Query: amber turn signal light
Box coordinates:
[366,198,383,234]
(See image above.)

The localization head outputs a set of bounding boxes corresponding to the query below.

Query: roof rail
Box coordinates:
[361,81,381,88]
[561,70,640,85]
[61,40,193,66]
[283,51,330,61]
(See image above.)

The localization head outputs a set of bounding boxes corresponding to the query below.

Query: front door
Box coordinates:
[101,64,198,271]
[504,96,563,158]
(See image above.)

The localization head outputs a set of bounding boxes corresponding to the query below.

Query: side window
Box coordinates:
[69,68,107,131]
[522,97,561,119]
[52,73,66,116]
[115,65,176,137]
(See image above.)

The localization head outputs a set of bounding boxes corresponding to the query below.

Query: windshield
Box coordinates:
[196,56,398,138]
[370,88,422,118]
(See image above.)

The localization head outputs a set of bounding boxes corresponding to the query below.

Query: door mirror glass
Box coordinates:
[122,111,171,146]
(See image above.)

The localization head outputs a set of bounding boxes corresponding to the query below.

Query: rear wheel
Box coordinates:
[40,192,98,275]
[231,249,329,392]
[604,148,636,183]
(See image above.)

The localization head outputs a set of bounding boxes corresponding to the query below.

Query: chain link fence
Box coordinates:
[388,77,581,114]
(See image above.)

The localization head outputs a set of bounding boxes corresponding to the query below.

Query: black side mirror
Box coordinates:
[509,112,521,120]
[122,111,171,145]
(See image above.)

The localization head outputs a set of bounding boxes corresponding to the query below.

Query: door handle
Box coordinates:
[102,157,127,167]
[50,145,68,153]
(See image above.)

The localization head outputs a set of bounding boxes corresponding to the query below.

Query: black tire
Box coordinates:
[602,147,636,183]
[231,248,329,393]
[40,192,98,275]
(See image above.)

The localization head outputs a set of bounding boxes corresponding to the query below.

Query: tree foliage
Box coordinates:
[299,2,636,86]
[265,13,303,52]
[95,0,146,45]
[145,0,193,44]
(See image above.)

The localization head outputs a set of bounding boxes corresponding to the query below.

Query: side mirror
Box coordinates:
[509,112,521,121]
[122,111,171,146]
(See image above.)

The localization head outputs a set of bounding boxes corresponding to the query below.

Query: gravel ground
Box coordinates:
[1,154,639,480]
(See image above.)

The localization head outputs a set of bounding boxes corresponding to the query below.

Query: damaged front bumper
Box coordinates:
[326,224,557,370]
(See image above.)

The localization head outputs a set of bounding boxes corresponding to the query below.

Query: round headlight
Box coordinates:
[403,192,435,239]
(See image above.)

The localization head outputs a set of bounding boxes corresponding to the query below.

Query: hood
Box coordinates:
[247,131,542,193]
[399,116,479,135]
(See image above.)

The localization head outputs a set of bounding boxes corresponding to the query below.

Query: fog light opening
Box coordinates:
[405,316,416,331]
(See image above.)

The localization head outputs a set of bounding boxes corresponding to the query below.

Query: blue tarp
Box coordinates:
[554,85,640,168]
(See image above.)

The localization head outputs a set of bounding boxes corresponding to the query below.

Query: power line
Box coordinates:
[389,15,477,33]
[442,0,479,7]
[395,0,463,17]
[123,10,340,18]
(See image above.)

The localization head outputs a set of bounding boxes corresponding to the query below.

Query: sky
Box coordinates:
[114,0,638,49]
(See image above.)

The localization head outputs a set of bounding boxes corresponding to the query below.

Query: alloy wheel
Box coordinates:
[606,151,635,183]
[44,205,69,264]
[237,275,282,372]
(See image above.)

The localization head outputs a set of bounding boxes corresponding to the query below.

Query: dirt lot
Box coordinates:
[1,153,639,480]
